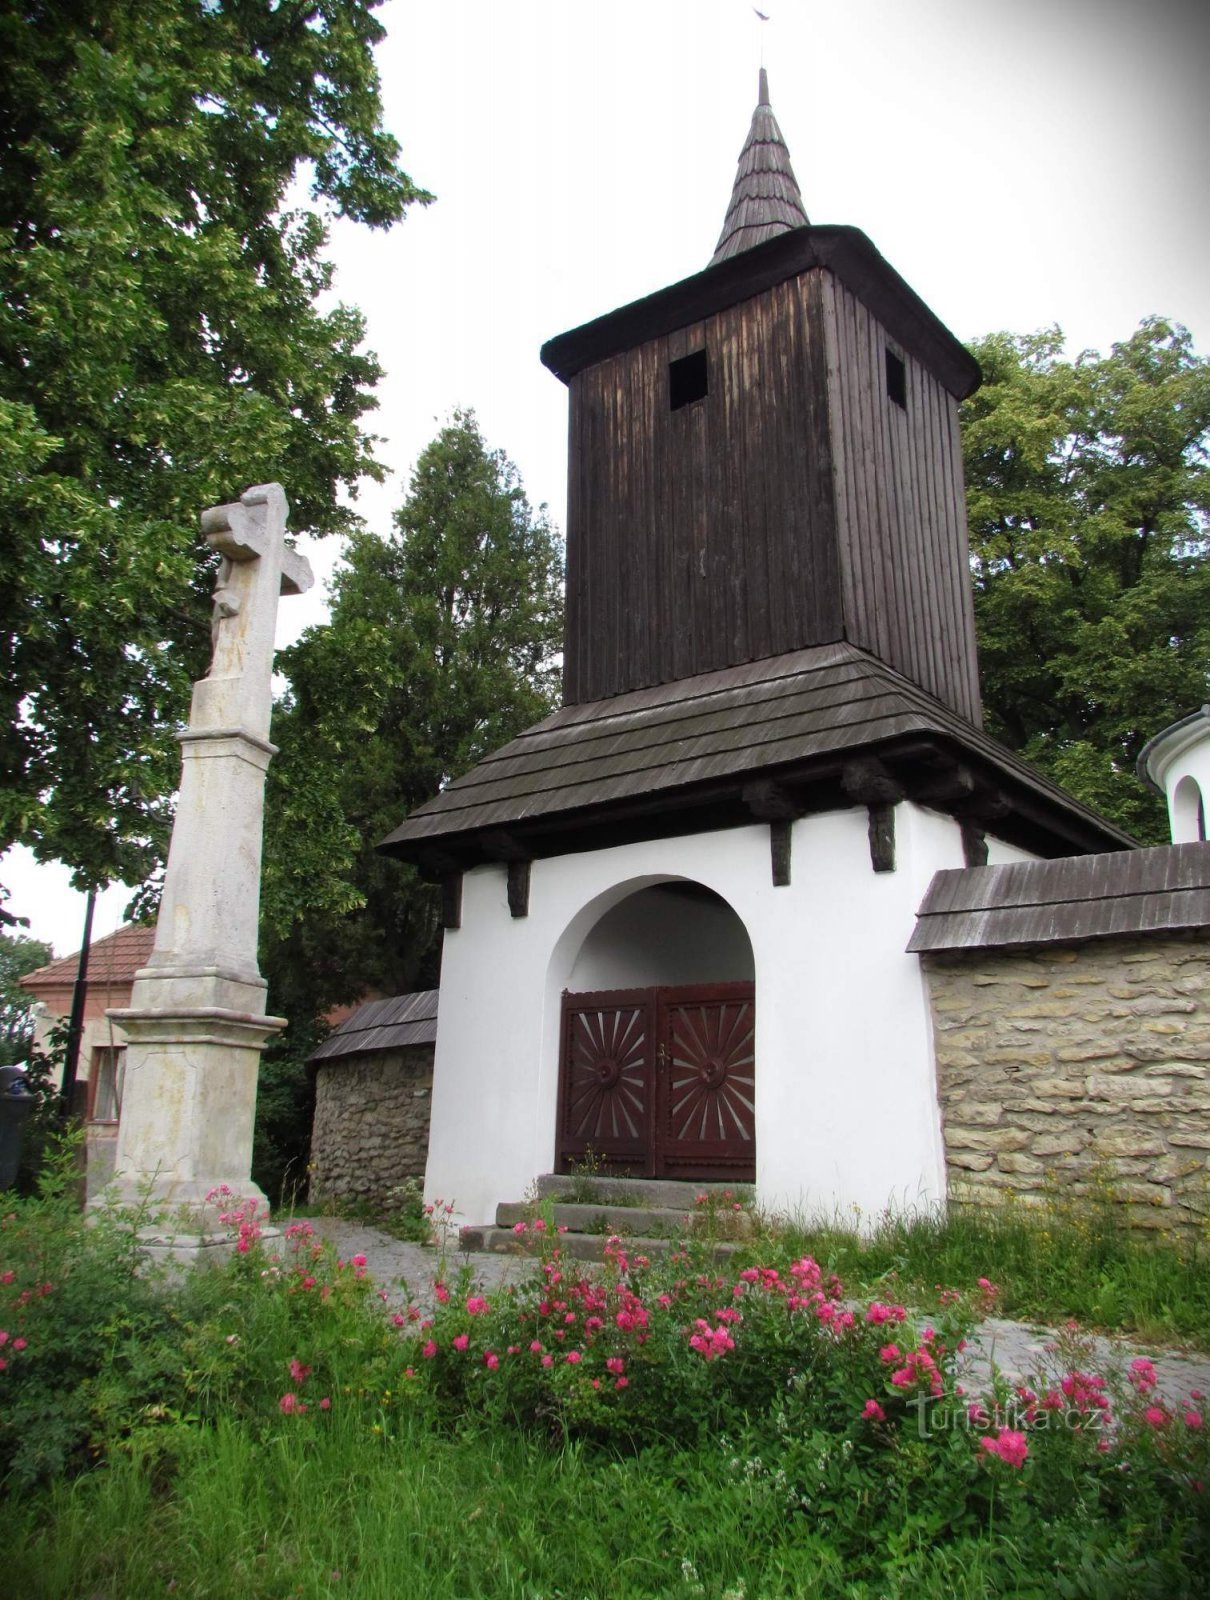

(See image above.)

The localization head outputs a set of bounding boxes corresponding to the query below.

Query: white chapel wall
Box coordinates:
[426,801,969,1229]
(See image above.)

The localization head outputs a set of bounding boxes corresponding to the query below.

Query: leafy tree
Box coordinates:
[0,0,430,897]
[962,319,1210,840]
[0,931,52,1069]
[253,413,563,1200]
[262,411,565,1018]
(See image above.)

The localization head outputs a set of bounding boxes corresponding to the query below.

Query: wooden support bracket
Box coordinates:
[507,858,531,919]
[961,821,989,868]
[868,803,896,873]
[743,779,801,886]
[441,871,463,930]
[770,819,793,887]
[842,756,905,808]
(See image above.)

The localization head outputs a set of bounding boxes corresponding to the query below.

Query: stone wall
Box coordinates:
[923,933,1210,1228]
[309,1046,434,1211]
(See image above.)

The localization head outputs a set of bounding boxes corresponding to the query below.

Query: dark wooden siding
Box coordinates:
[563,273,844,705]
[822,277,982,726]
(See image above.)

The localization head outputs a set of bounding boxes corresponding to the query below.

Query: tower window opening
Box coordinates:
[670,349,709,411]
[885,348,907,409]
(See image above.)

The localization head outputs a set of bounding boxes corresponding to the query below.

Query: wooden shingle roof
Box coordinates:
[379,643,1133,869]
[909,843,1210,953]
[309,991,439,1063]
[711,69,809,264]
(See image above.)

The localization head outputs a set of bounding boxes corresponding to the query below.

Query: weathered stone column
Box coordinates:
[99,484,311,1250]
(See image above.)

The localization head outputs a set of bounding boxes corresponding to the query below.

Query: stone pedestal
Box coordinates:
[91,484,310,1258]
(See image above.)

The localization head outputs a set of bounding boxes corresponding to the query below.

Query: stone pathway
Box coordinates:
[310,1218,1210,1408]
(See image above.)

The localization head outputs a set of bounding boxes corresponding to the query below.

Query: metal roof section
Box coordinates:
[909,842,1210,953]
[379,642,1134,869]
[309,991,440,1063]
[711,68,809,265]
[1137,704,1210,795]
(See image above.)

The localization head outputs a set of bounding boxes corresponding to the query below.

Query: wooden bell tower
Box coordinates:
[542,69,984,727]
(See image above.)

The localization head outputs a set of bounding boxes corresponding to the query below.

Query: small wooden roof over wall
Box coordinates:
[909,843,1210,953]
[380,642,1133,872]
[309,991,439,1063]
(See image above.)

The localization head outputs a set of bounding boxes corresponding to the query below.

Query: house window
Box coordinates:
[670,349,708,410]
[885,348,907,409]
[89,1046,126,1122]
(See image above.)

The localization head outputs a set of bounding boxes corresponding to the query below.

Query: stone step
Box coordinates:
[460,1225,741,1263]
[533,1174,755,1210]
[496,1199,756,1240]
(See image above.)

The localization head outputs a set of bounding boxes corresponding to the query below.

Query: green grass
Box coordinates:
[10,1411,1198,1600]
[757,1196,1210,1345]
[8,1154,1210,1600]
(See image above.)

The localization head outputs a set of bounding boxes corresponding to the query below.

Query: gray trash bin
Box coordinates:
[0,1065,34,1190]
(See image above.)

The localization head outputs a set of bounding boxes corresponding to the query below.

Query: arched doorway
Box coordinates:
[556,882,756,1182]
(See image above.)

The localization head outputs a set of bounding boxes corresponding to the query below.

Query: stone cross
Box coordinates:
[100,482,312,1254]
[197,483,313,740]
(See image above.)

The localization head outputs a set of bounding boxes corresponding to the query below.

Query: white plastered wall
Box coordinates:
[426,801,970,1228]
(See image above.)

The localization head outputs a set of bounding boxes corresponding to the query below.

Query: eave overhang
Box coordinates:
[541,224,981,400]
[378,646,1132,878]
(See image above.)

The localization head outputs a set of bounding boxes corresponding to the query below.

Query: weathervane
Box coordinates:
[753,7,770,65]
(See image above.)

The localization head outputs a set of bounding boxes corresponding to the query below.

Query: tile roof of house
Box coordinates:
[711,68,809,265]
[909,842,1210,953]
[309,991,440,1063]
[379,642,1134,867]
[20,923,155,991]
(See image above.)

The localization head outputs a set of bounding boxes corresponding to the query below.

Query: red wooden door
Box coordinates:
[557,983,755,1180]
[655,983,756,1182]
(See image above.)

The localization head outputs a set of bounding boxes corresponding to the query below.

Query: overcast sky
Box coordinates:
[7,0,1209,960]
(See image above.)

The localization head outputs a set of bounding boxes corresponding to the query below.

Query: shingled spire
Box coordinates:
[710,68,808,264]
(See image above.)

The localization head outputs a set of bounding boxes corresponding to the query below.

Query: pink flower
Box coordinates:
[466,1296,488,1315]
[879,1344,901,1364]
[566,1350,582,1364]
[1145,1406,1168,1428]
[392,1313,406,1327]
[279,1392,307,1415]
[434,1283,450,1305]
[422,1340,437,1359]
[484,1351,499,1369]
[980,1428,1028,1468]
[541,1354,553,1368]
[319,1397,331,1410]
[351,1253,367,1268]
[891,1368,913,1388]
[615,1376,628,1390]
[606,1357,625,1375]
[512,1221,528,1234]
[288,1358,311,1383]
[1129,1358,1158,1393]
[529,1340,543,1354]
[1183,1411,1203,1429]
[452,1333,469,1352]
[862,1399,886,1422]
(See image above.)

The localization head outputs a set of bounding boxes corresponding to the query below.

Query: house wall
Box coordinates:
[923,933,1210,1228]
[309,1045,434,1211]
[427,801,969,1227]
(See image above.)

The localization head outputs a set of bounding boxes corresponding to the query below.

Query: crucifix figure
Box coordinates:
[201,483,313,708]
